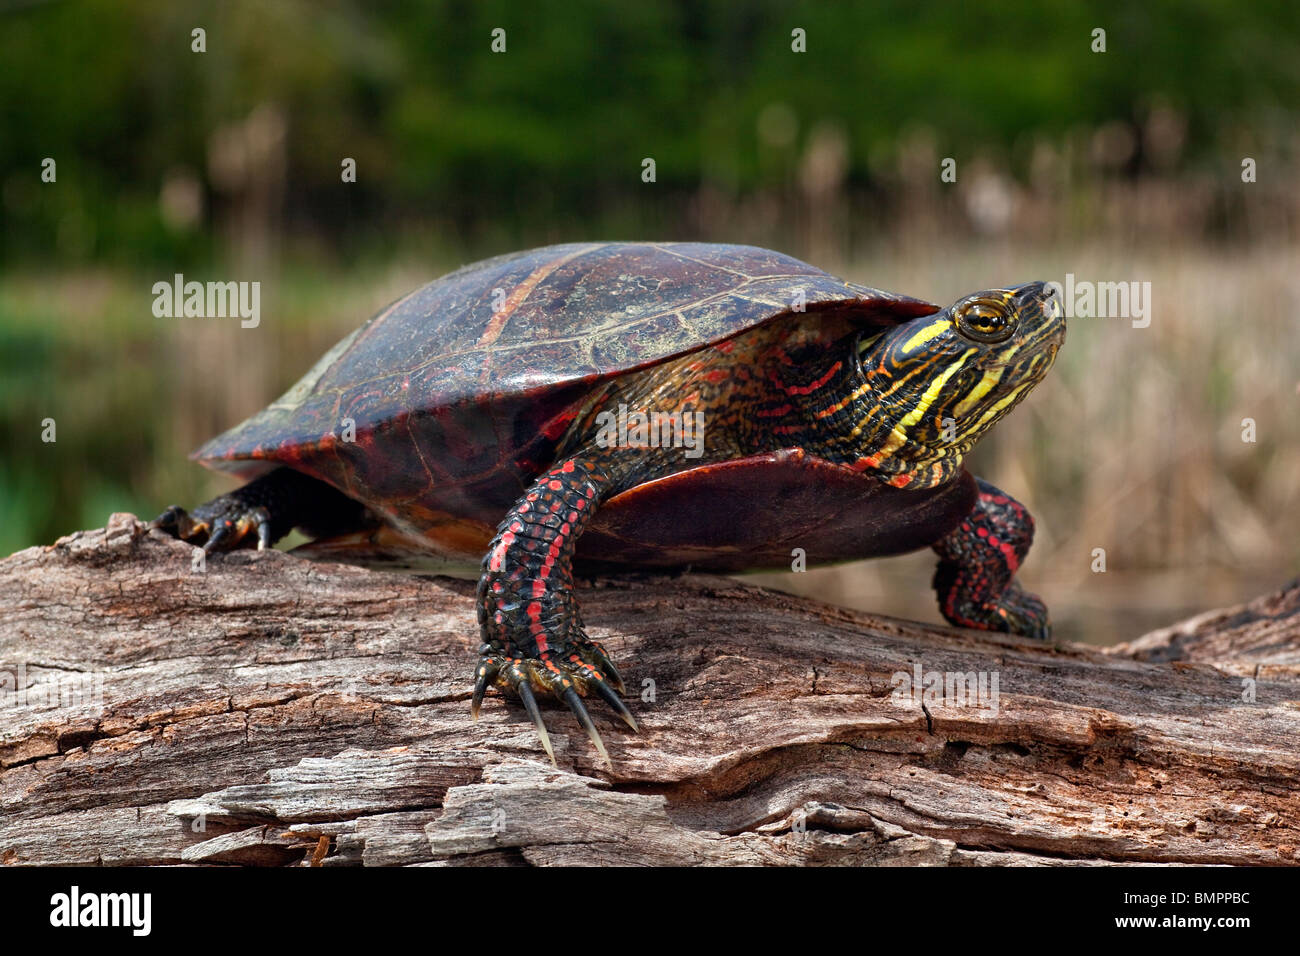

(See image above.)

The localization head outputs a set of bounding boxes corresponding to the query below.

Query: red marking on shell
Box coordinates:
[475,247,592,350]
[888,472,914,488]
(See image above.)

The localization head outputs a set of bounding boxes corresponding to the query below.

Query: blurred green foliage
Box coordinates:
[2,0,1297,265]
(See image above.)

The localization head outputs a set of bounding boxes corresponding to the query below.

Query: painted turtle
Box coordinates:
[154,242,1065,763]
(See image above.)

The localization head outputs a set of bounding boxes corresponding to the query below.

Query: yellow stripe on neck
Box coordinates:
[858,348,974,453]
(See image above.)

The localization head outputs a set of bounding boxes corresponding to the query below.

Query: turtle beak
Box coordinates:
[1012,280,1066,348]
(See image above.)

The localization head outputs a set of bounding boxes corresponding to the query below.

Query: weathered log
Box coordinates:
[1,513,1297,866]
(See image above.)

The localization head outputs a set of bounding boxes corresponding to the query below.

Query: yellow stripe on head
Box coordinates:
[899,318,951,355]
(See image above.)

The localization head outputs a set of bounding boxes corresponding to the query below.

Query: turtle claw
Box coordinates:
[563,686,610,767]
[203,521,233,553]
[592,678,639,732]
[514,678,556,766]
[473,646,636,765]
[150,505,203,540]
[586,640,625,694]
[471,658,500,722]
[254,507,274,550]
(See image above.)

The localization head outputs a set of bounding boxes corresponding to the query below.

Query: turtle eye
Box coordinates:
[956,300,1014,343]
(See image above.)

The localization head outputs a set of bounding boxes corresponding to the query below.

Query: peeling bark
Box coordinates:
[1,514,1297,866]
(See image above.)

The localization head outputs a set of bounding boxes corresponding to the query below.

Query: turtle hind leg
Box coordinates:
[930,477,1051,640]
[151,467,368,553]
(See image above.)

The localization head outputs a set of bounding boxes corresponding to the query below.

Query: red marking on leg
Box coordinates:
[998,540,1019,572]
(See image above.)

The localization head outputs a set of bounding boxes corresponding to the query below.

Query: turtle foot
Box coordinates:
[150,499,274,553]
[946,580,1051,641]
[471,638,636,768]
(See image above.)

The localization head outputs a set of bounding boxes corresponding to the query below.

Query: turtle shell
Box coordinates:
[194,242,945,563]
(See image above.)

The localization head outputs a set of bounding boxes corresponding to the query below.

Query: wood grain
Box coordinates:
[1,513,1296,866]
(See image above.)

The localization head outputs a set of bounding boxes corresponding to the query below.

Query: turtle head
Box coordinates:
[851,281,1064,488]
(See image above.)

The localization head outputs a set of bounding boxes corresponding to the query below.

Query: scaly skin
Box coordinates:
[931,478,1049,640]
[472,457,636,762]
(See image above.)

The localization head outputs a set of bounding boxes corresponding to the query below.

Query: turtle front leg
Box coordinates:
[931,478,1051,640]
[152,467,366,552]
[474,456,638,766]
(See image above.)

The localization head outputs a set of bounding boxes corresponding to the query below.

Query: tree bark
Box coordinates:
[2,513,1297,866]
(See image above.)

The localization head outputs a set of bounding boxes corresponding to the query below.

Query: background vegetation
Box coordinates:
[2,0,1297,643]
